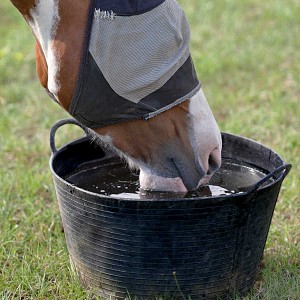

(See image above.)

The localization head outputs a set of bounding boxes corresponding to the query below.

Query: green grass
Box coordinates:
[1,0,299,299]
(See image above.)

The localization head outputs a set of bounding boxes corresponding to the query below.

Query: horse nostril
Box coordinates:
[207,148,222,175]
[197,147,222,178]
[207,155,219,175]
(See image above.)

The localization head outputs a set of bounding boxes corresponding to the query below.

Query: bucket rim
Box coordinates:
[49,131,290,203]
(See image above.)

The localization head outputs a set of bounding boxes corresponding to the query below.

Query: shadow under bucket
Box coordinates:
[49,119,291,300]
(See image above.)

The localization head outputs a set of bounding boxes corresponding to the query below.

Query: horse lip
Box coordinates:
[197,174,213,188]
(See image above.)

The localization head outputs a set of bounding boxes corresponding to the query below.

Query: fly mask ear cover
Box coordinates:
[68,0,201,129]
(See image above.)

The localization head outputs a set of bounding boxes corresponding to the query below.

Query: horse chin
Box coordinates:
[139,169,214,193]
[139,170,188,193]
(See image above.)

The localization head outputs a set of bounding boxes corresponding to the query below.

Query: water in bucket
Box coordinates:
[65,158,274,199]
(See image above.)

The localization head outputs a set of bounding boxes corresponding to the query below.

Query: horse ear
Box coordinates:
[35,41,48,89]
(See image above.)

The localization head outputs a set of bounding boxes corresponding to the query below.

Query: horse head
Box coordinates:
[11,0,222,193]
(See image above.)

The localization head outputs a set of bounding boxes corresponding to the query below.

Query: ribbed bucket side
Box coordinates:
[53,177,249,299]
[231,183,283,295]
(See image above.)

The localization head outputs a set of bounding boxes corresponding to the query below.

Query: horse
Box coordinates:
[10,0,222,193]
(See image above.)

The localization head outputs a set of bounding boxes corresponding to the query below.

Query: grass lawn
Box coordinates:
[0,0,299,299]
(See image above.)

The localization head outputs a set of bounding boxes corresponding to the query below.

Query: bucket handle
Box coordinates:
[50,118,90,154]
[248,163,292,196]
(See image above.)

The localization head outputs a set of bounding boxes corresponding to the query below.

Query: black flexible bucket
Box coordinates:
[49,119,291,300]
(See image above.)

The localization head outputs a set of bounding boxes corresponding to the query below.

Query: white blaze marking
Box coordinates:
[189,89,222,173]
[28,0,60,99]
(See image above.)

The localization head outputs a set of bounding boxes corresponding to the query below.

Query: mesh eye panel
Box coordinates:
[90,0,190,103]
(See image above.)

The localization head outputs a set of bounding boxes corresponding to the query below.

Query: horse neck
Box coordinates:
[10,0,35,18]
[11,0,90,111]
